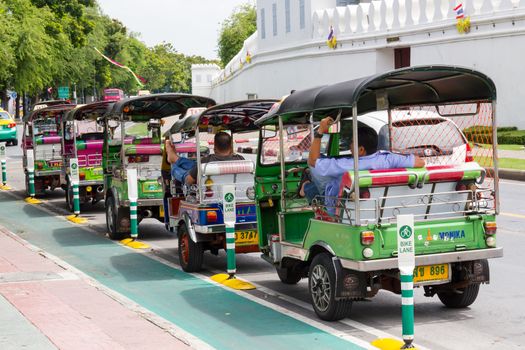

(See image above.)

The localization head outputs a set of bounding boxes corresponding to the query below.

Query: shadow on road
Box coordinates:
[52,226,110,247]
[109,252,193,282]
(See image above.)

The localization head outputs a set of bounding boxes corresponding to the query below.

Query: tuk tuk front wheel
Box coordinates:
[105,195,130,240]
[437,283,480,308]
[177,224,203,272]
[308,253,352,321]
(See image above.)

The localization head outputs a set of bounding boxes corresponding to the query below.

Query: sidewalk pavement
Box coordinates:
[0,227,191,350]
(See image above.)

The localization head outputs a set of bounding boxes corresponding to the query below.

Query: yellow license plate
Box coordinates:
[235,230,258,246]
[159,205,164,218]
[413,264,450,284]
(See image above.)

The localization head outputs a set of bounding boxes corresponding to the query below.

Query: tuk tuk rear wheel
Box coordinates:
[106,195,130,240]
[308,253,352,321]
[65,181,74,212]
[437,283,480,308]
[276,265,302,284]
[177,224,203,272]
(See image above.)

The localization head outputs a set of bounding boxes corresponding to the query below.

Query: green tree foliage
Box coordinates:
[0,0,217,106]
[217,4,256,67]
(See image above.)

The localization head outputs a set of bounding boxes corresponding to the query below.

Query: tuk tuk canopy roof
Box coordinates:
[107,93,216,121]
[65,101,114,121]
[23,104,77,123]
[171,99,279,134]
[256,65,497,126]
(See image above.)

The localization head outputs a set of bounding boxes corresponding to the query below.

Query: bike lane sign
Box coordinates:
[397,215,415,273]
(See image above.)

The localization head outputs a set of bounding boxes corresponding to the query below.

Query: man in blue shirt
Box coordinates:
[301,117,425,202]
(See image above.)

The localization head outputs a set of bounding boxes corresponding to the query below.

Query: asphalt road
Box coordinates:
[2,126,524,349]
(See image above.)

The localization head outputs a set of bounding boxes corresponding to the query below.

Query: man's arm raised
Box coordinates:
[308,117,333,167]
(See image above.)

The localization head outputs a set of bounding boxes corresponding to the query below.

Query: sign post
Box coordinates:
[0,142,9,190]
[127,168,139,239]
[222,185,237,277]
[27,149,36,198]
[70,158,80,215]
[397,214,416,349]
[58,86,70,99]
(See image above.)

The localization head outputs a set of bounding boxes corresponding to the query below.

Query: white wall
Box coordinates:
[191,64,221,97]
[197,0,525,127]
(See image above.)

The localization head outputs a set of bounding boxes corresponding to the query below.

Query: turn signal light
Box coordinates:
[484,221,497,235]
[222,116,231,124]
[7,123,16,128]
[206,210,218,223]
[361,231,375,246]
[201,117,209,126]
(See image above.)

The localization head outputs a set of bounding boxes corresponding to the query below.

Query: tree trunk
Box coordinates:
[15,94,21,120]
[0,90,7,110]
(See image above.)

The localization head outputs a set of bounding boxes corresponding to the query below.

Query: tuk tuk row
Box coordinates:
[21,65,503,321]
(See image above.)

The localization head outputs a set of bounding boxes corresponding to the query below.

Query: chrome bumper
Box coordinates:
[121,198,163,207]
[340,248,504,272]
[35,170,61,176]
[194,222,257,234]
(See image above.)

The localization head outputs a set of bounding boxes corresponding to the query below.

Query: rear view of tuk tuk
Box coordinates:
[22,104,76,195]
[166,100,276,272]
[103,94,214,240]
[254,66,503,321]
[61,102,113,211]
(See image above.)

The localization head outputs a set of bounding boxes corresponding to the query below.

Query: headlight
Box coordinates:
[246,186,255,200]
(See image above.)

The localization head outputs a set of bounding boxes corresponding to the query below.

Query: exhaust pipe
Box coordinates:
[143,209,153,218]
[96,186,104,193]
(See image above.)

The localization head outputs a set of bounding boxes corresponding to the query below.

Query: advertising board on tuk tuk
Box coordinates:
[102,93,215,240]
[253,65,503,321]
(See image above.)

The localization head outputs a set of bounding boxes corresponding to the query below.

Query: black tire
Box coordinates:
[65,181,74,212]
[11,139,18,146]
[177,224,204,272]
[277,265,302,285]
[308,253,352,321]
[25,173,30,196]
[437,283,480,308]
[105,195,130,240]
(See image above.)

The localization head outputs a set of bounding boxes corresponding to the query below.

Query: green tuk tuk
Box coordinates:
[254,66,503,321]
[103,94,215,240]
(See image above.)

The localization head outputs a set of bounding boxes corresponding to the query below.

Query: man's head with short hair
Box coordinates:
[214,131,233,155]
[354,127,378,155]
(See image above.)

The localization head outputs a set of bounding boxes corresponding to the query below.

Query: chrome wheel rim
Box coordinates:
[310,264,331,312]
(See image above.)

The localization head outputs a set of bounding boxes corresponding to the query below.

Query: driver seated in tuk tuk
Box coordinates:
[301,117,425,203]
[165,131,244,185]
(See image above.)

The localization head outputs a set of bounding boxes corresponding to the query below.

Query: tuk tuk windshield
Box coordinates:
[33,118,60,136]
[260,125,330,165]
[112,120,162,144]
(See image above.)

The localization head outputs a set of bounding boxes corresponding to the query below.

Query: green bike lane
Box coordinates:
[0,193,369,350]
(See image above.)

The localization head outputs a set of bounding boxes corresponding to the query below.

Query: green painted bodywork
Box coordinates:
[107,177,163,203]
[81,166,103,182]
[34,159,62,172]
